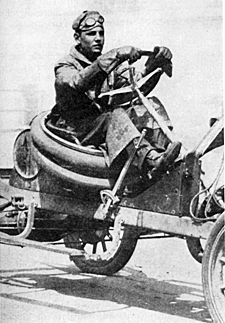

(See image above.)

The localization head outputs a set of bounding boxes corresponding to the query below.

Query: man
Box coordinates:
[49,10,181,179]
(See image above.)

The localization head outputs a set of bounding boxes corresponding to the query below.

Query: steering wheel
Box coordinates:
[97,50,172,107]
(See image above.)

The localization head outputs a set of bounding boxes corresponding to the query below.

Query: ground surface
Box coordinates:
[0,236,212,323]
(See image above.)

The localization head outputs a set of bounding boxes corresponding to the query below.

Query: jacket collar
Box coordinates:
[70,45,94,65]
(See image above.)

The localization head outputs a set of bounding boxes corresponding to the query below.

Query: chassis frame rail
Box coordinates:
[0,231,84,257]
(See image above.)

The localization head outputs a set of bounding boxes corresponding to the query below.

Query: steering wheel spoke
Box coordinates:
[98,67,163,107]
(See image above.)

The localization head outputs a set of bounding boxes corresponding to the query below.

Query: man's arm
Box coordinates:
[55,59,106,93]
[55,47,142,93]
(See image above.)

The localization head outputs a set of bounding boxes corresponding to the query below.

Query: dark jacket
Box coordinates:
[51,45,171,165]
[53,45,139,124]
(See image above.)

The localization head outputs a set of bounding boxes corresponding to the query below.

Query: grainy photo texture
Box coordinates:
[0,1,223,323]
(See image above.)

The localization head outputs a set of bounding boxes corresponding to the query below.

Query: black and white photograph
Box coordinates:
[0,1,224,322]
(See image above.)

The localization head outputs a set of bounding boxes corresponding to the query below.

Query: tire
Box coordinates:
[31,112,108,178]
[64,223,139,276]
[30,112,139,192]
[186,237,204,263]
[202,212,225,323]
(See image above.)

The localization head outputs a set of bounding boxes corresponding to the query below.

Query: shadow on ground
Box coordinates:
[0,263,211,322]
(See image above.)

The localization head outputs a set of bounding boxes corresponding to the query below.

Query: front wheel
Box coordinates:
[64,217,139,276]
[202,212,225,323]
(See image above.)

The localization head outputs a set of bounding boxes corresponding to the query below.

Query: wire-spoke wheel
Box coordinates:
[64,216,139,276]
[202,212,225,323]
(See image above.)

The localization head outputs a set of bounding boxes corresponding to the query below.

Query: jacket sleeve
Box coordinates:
[55,48,143,93]
[96,49,123,74]
[55,58,106,93]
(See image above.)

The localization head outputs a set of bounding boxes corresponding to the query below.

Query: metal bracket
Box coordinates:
[11,195,25,209]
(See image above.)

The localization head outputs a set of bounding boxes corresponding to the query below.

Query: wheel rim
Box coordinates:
[208,225,225,320]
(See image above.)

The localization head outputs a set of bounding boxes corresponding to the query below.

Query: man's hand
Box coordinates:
[143,46,173,77]
[154,46,172,60]
[116,46,142,64]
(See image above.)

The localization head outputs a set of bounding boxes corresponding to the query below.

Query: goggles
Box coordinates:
[78,15,104,31]
[73,11,104,32]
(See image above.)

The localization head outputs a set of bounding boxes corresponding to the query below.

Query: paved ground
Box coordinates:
[0,236,212,323]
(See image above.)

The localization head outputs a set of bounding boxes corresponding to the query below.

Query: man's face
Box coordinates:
[78,26,105,61]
